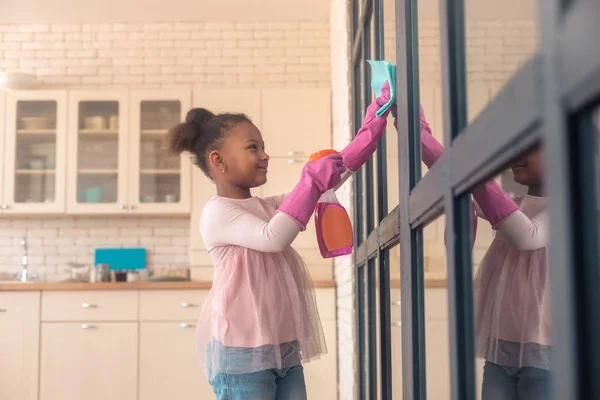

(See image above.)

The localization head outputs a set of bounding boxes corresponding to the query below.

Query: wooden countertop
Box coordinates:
[391,279,447,289]
[0,279,447,291]
[0,280,337,291]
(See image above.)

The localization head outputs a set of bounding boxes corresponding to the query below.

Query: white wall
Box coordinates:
[0,0,329,23]
[0,2,331,282]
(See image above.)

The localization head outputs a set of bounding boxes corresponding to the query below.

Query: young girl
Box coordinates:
[167,85,391,400]
[410,107,550,399]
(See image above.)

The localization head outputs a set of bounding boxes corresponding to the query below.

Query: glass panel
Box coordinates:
[465,0,540,120]
[389,244,402,399]
[139,100,182,203]
[470,147,553,400]
[76,101,119,204]
[423,217,451,400]
[360,266,370,399]
[14,100,58,204]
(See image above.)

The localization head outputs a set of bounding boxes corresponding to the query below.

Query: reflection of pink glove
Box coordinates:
[340,81,391,171]
[278,154,346,229]
[472,182,520,229]
[414,106,520,230]
[408,106,481,242]
[416,105,443,168]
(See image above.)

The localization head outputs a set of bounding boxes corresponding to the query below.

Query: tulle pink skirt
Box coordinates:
[195,245,327,381]
[474,235,552,369]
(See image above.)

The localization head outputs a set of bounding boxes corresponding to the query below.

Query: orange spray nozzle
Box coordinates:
[308,149,339,162]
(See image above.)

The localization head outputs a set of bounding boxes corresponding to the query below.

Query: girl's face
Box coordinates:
[510,149,544,187]
[214,122,270,189]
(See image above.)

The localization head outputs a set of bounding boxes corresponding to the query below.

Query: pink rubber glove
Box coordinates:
[278,153,346,229]
[412,106,519,230]
[340,81,392,171]
[395,105,480,243]
[472,182,520,229]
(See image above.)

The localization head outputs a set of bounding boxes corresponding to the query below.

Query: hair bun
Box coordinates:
[185,108,215,127]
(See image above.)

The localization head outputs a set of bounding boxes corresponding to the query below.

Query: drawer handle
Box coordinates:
[181,302,197,308]
[392,321,402,327]
[180,323,195,328]
[287,159,301,164]
[287,151,305,156]
[81,324,97,329]
[82,303,97,308]
[392,301,401,306]
[0,308,6,312]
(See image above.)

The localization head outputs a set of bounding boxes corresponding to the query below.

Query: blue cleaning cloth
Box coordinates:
[367,60,396,117]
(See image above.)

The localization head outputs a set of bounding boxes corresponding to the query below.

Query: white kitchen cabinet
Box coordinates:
[139,289,211,399]
[129,89,192,214]
[189,165,215,253]
[0,91,5,212]
[139,321,213,400]
[0,291,40,400]
[40,322,138,400]
[192,88,261,128]
[66,90,130,214]
[260,88,331,158]
[67,90,192,215]
[2,91,68,214]
[304,288,338,400]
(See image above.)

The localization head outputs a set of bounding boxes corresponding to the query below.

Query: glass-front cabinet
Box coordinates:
[67,90,191,214]
[67,91,129,214]
[129,90,191,214]
[2,91,67,214]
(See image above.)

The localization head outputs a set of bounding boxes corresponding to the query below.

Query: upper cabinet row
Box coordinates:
[0,88,332,216]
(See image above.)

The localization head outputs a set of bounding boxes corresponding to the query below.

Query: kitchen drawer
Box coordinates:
[139,290,207,321]
[42,291,138,322]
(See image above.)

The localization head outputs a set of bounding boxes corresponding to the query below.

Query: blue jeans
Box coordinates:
[210,365,307,400]
[482,361,553,400]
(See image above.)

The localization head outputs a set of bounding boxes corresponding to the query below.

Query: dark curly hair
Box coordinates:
[166,108,251,178]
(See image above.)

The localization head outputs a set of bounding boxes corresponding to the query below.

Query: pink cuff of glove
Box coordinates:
[420,105,444,167]
[277,185,320,230]
[472,180,520,229]
[391,105,444,168]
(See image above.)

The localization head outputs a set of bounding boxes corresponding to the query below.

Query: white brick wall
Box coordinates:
[0,217,189,281]
[330,1,355,399]
[0,21,331,90]
[383,18,538,86]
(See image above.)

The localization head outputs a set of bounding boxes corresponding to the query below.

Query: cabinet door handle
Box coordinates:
[82,303,97,308]
[287,159,301,164]
[81,324,97,329]
[180,323,195,328]
[392,321,402,327]
[181,302,197,308]
[0,204,9,210]
[287,151,305,156]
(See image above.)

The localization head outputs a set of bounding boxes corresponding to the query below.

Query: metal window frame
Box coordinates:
[350,0,600,399]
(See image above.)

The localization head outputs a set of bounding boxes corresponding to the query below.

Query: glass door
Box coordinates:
[3,91,67,214]
[67,91,129,214]
[129,90,191,214]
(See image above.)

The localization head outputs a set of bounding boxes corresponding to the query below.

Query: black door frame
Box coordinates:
[351,0,600,399]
